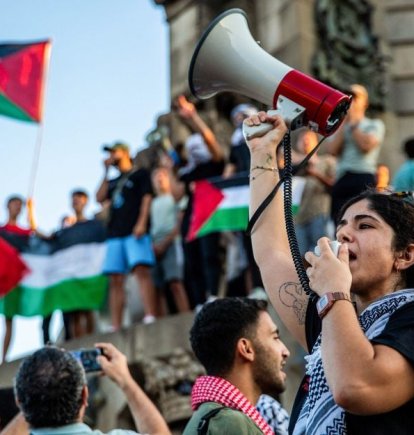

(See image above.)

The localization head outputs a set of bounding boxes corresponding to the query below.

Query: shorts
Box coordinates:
[152,239,184,288]
[102,234,155,274]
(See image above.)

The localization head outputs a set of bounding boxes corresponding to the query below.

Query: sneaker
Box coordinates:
[142,314,156,325]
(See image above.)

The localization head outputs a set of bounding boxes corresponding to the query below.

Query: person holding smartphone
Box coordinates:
[6,342,171,435]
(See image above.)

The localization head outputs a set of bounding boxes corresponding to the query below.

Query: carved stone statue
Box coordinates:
[312,0,387,111]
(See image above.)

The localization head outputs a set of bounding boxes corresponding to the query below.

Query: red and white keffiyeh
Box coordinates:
[191,375,275,435]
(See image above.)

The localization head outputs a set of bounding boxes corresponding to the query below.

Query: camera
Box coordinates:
[70,348,103,373]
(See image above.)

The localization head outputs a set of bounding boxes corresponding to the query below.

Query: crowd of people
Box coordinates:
[93,86,412,331]
[1,84,414,434]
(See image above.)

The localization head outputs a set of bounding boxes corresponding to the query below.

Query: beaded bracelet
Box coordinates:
[250,165,278,180]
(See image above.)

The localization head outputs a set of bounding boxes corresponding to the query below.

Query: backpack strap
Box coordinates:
[197,406,227,435]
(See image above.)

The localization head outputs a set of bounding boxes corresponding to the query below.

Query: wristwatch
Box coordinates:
[316,292,352,319]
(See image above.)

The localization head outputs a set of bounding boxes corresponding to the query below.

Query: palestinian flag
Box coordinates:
[0,237,29,297]
[0,40,51,123]
[187,173,306,240]
[0,220,108,317]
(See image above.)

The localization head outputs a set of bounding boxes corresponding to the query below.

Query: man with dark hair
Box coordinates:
[183,297,290,435]
[71,189,89,221]
[42,188,94,343]
[66,189,95,337]
[11,342,171,435]
[2,196,31,236]
[1,195,33,363]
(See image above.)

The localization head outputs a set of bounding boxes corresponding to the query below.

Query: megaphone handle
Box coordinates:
[243,98,308,140]
[243,122,274,140]
[242,110,280,140]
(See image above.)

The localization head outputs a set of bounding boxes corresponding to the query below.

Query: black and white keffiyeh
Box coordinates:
[257,394,290,435]
[293,288,414,435]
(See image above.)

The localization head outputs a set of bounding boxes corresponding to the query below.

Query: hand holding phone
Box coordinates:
[94,342,132,389]
[70,348,103,373]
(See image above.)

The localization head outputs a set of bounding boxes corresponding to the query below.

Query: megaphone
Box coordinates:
[189,8,351,137]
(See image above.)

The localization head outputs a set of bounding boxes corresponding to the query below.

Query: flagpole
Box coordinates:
[26,122,45,230]
[26,40,52,229]
[27,121,44,199]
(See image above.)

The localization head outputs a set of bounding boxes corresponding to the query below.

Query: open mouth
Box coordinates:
[349,250,357,261]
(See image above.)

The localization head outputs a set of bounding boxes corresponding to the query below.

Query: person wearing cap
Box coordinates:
[327,84,385,222]
[96,142,157,328]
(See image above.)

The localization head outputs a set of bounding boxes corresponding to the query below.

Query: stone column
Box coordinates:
[381,0,414,171]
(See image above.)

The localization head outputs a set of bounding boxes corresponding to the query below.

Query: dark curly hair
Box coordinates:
[338,190,414,288]
[190,297,268,376]
[14,346,86,428]
[403,137,414,159]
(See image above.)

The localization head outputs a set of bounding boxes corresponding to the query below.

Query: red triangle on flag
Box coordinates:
[187,180,225,241]
[0,237,30,297]
[0,41,51,122]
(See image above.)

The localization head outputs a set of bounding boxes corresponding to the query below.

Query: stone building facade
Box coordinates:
[154,0,414,175]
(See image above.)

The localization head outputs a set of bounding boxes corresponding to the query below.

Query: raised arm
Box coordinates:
[245,112,308,348]
[350,123,381,153]
[176,95,224,162]
[96,157,113,204]
[96,342,171,435]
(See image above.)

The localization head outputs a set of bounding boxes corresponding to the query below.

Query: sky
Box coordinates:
[0,0,169,361]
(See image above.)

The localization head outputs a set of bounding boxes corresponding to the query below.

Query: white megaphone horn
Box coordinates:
[188,8,351,137]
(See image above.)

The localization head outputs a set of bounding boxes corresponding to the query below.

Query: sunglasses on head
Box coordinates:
[377,189,414,204]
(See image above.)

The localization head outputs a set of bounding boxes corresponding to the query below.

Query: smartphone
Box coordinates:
[70,348,103,373]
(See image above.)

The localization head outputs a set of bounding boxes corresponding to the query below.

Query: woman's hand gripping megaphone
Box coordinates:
[242,96,306,140]
[243,111,288,152]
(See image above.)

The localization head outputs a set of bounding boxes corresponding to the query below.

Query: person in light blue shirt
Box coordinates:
[327,84,385,222]
[8,343,171,435]
[392,137,414,191]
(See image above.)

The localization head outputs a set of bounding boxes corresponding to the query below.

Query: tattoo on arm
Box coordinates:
[278,282,308,325]
[265,152,274,165]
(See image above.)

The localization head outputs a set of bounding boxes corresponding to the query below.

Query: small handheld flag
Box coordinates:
[187,173,306,241]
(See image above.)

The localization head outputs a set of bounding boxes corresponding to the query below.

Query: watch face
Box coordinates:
[317,295,329,312]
